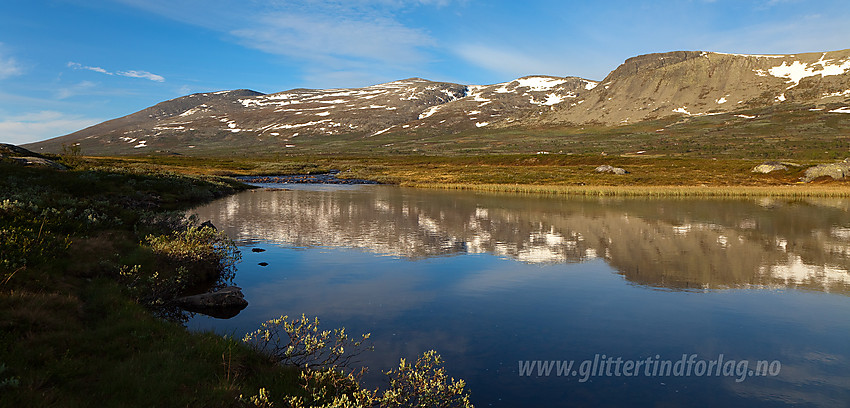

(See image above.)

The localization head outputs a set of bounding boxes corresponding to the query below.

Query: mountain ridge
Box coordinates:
[23,48,850,155]
[535,49,850,126]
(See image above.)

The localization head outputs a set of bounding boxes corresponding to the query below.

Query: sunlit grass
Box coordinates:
[404,183,850,197]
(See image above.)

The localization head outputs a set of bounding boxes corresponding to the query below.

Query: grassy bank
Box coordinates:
[0,161,312,406]
[0,158,475,407]
[83,154,850,197]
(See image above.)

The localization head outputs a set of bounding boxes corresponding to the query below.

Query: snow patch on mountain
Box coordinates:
[767,55,850,88]
[493,82,513,93]
[822,89,850,98]
[271,120,332,129]
[419,105,441,119]
[179,104,210,117]
[516,77,568,91]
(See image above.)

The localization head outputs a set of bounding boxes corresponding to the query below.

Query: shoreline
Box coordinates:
[401,183,850,197]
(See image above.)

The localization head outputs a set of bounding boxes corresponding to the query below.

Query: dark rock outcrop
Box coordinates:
[174,286,248,318]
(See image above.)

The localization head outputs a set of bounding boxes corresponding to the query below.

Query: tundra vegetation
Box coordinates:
[0,155,473,407]
[83,151,850,196]
[2,132,849,406]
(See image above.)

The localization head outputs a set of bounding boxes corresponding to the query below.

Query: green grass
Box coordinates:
[0,162,312,407]
[0,159,480,407]
[1,280,302,407]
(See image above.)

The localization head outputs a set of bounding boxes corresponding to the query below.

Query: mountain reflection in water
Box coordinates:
[192,186,850,295]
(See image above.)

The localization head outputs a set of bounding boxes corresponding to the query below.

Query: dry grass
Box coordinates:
[77,154,850,196]
[406,183,850,197]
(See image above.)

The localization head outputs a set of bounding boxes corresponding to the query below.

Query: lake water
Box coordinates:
[187,185,850,407]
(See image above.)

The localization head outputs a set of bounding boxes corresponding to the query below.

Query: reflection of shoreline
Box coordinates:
[190,187,850,294]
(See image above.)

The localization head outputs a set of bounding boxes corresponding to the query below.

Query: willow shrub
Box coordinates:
[242,315,474,408]
[145,225,241,284]
[120,226,241,315]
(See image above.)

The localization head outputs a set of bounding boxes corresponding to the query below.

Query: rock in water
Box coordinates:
[595,165,629,175]
[174,286,248,318]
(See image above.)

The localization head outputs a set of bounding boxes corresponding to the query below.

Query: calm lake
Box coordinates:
[187,184,850,407]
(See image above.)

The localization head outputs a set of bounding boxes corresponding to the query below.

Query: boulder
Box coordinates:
[752,162,788,173]
[595,165,629,175]
[174,286,248,318]
[802,161,850,182]
[0,143,46,158]
[3,155,67,170]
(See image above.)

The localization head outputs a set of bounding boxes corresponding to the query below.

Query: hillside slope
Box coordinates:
[23,48,850,156]
[537,49,850,126]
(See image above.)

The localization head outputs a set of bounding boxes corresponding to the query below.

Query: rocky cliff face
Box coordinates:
[538,49,850,126]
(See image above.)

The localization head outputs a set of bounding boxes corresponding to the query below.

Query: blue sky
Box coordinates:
[1,0,849,144]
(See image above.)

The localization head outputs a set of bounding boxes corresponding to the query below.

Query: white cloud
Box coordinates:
[67,62,109,74]
[68,61,165,82]
[112,0,443,85]
[177,85,193,95]
[453,44,569,80]
[764,0,800,6]
[117,70,165,82]
[699,14,850,55]
[0,45,23,79]
[56,81,98,100]
[231,13,433,68]
[301,69,397,90]
[0,111,103,145]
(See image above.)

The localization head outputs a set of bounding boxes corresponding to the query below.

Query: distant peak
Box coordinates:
[708,51,787,59]
[184,89,265,98]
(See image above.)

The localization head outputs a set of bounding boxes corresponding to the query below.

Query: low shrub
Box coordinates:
[242,315,474,408]
[146,225,241,283]
[243,314,372,370]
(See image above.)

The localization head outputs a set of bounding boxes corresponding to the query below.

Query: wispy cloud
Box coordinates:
[764,0,800,6]
[67,62,109,74]
[0,111,103,144]
[0,44,23,79]
[453,44,570,80]
[117,70,165,82]
[231,13,433,68]
[56,81,98,100]
[67,61,165,82]
[697,13,850,55]
[111,0,447,86]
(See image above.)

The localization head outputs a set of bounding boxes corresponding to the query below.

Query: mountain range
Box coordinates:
[24,48,850,156]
